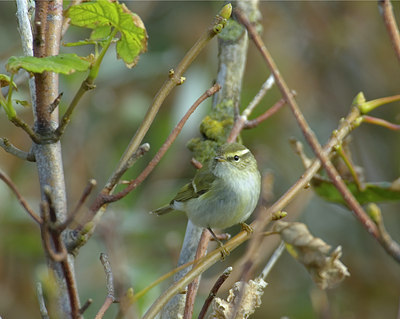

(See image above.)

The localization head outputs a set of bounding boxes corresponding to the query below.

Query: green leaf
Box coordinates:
[90,25,112,40]
[15,99,31,108]
[66,0,147,68]
[0,74,17,89]
[312,176,400,205]
[6,54,91,75]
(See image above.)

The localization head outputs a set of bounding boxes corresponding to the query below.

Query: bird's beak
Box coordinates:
[214,156,226,162]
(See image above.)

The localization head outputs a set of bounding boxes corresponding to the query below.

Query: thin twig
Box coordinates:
[93,84,221,208]
[197,267,233,319]
[0,137,36,161]
[80,298,93,315]
[0,169,42,223]
[362,115,400,130]
[183,230,211,319]
[258,241,285,280]
[57,179,97,232]
[36,282,50,319]
[95,253,116,319]
[104,8,229,199]
[245,97,287,129]
[227,75,276,142]
[379,0,400,63]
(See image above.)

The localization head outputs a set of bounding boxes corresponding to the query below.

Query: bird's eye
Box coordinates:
[233,155,240,161]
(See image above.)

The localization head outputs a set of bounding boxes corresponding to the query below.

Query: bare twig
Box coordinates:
[0,137,36,161]
[379,0,400,63]
[258,241,285,280]
[244,97,287,129]
[183,230,211,319]
[79,299,93,315]
[362,115,400,130]
[198,267,233,319]
[95,253,116,319]
[0,168,42,223]
[57,179,97,232]
[36,282,50,319]
[93,84,220,209]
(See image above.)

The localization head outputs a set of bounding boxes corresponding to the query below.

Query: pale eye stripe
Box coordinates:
[226,149,250,157]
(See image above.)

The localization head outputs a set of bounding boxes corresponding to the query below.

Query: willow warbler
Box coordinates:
[152,143,261,252]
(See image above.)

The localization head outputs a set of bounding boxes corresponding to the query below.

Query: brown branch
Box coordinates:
[79,299,93,315]
[183,230,211,319]
[362,115,400,130]
[379,0,400,63]
[92,83,221,209]
[0,169,42,224]
[95,253,116,319]
[197,266,232,319]
[236,8,400,268]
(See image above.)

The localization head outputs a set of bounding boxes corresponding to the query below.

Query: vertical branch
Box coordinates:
[30,0,81,317]
[379,0,400,63]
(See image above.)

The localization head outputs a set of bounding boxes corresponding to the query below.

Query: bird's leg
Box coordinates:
[240,222,253,234]
[207,227,229,259]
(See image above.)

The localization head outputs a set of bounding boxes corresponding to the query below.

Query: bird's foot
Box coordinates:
[240,222,253,234]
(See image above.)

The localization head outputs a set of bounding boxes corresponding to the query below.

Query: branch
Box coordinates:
[183,230,211,319]
[198,267,232,319]
[106,6,230,196]
[36,282,50,319]
[236,7,400,267]
[258,241,285,281]
[0,168,42,223]
[95,253,116,319]
[93,84,220,209]
[0,137,35,161]
[379,0,400,63]
[244,97,287,129]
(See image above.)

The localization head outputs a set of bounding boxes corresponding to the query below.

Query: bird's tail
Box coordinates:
[150,205,174,215]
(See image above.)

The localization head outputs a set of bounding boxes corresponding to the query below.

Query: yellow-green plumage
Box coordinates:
[152,143,261,230]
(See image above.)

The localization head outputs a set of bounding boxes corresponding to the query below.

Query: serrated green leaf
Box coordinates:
[312,177,400,205]
[6,54,91,75]
[67,0,147,68]
[0,74,17,89]
[91,25,112,40]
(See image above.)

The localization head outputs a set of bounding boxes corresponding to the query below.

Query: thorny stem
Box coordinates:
[379,0,400,63]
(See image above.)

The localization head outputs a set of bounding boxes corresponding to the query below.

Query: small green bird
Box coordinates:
[152,143,261,254]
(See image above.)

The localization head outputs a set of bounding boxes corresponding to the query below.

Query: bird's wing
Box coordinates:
[173,167,214,202]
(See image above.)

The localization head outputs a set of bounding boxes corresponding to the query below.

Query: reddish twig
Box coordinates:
[244,97,287,129]
[183,230,212,319]
[198,266,232,319]
[0,169,42,224]
[92,83,221,210]
[379,0,400,63]
[362,115,400,130]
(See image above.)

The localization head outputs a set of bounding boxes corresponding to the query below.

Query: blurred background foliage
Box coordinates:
[0,1,399,318]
